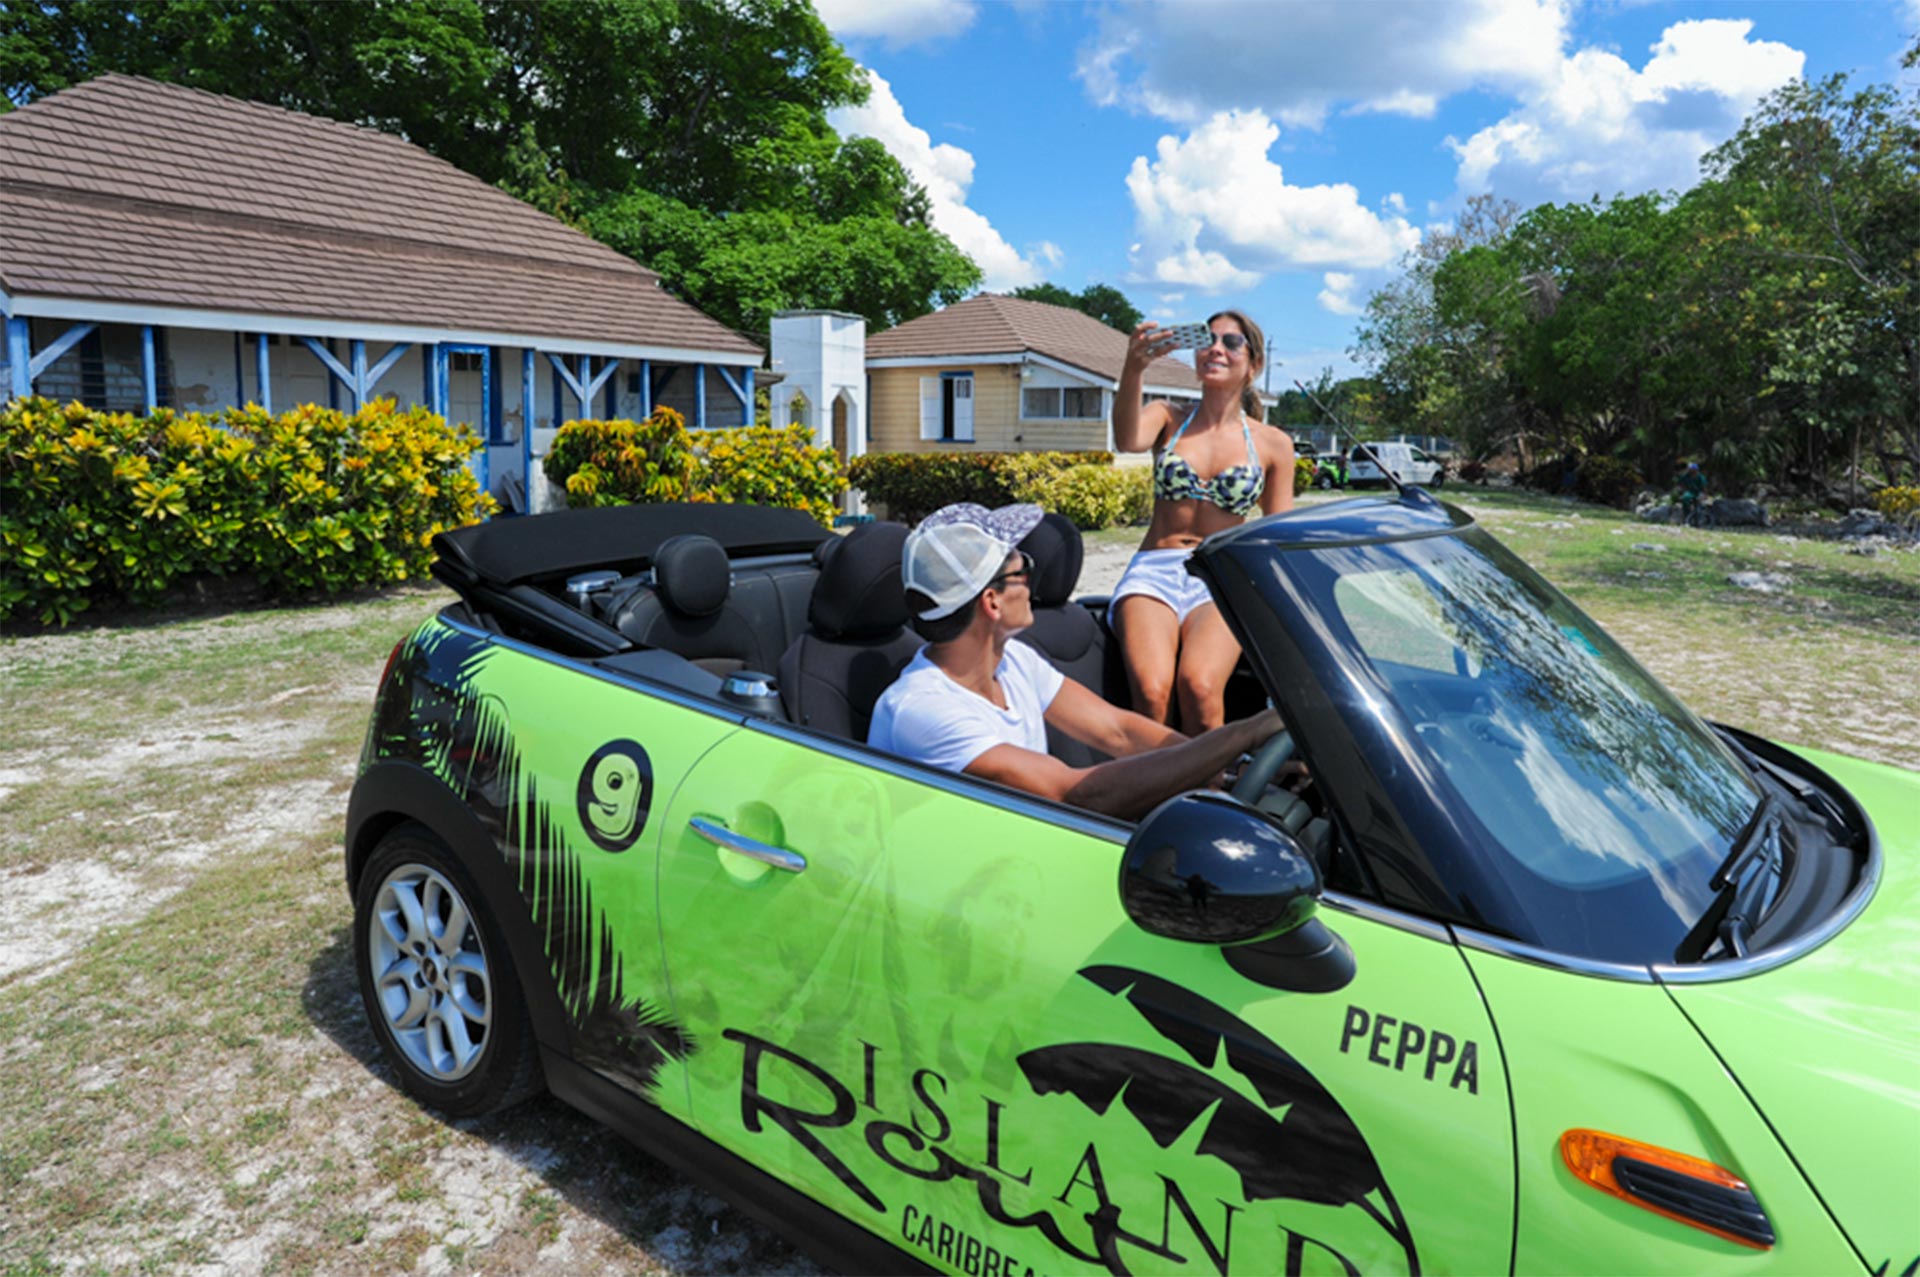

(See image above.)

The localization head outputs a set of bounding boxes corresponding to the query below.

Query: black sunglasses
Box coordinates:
[1202,332,1249,353]
[987,550,1034,590]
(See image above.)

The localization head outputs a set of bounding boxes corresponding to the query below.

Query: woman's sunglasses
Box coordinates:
[1202,332,1249,353]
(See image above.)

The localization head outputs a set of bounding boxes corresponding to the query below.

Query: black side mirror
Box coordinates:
[1120,790,1354,992]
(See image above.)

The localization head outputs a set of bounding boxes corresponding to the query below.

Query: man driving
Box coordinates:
[867,502,1280,820]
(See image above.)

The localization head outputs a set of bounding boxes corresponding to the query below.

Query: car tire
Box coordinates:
[354,824,543,1118]
[1316,474,1334,489]
[1430,474,1446,489]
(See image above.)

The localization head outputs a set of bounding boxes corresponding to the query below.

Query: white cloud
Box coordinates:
[1448,19,1805,201]
[829,70,1051,291]
[1384,192,1408,215]
[1124,110,1421,291]
[1318,272,1363,315]
[814,0,977,48]
[1079,0,1570,127]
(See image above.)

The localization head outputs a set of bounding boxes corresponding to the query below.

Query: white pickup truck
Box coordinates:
[1349,440,1446,488]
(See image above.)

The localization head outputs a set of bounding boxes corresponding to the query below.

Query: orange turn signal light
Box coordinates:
[1561,1128,1774,1250]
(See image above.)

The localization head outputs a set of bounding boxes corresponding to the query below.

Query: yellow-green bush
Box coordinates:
[694,424,845,527]
[1018,463,1152,529]
[543,409,699,506]
[546,411,846,527]
[1294,456,1314,496]
[847,450,1114,523]
[1874,485,1920,530]
[0,397,490,626]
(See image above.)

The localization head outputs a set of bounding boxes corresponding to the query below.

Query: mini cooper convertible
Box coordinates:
[346,493,1918,1276]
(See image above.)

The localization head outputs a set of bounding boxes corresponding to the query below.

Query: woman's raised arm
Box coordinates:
[1113,322,1178,454]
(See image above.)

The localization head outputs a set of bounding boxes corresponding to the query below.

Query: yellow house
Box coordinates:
[864,295,1202,455]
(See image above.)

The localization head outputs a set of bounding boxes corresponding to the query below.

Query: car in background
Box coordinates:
[1293,437,1347,488]
[345,496,1917,1277]
[1350,440,1446,488]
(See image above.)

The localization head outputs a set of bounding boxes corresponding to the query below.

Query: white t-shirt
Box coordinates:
[867,642,1066,775]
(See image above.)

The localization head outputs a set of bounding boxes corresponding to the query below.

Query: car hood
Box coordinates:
[1665,749,1920,1271]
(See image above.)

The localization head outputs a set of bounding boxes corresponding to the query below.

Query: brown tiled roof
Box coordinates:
[0,75,760,358]
[865,294,1199,391]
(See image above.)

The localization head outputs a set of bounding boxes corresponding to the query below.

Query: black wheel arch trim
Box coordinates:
[345,759,572,1049]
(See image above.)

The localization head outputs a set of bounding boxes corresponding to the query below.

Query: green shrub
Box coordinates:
[0,397,490,626]
[694,424,845,527]
[1017,464,1152,529]
[1293,457,1314,496]
[1873,484,1920,530]
[544,409,698,506]
[847,450,1113,523]
[547,411,846,527]
[1578,457,1646,508]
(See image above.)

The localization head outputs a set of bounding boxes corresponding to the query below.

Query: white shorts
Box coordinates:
[1112,548,1215,625]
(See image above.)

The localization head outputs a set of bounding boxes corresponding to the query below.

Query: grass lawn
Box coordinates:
[0,487,1913,1274]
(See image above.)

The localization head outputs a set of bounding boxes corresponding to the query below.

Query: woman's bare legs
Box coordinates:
[1114,595,1182,725]
[1175,603,1243,732]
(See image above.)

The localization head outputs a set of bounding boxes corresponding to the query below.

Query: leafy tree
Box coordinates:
[0,0,981,335]
[1352,68,1919,499]
[1010,282,1144,332]
[1702,72,1920,491]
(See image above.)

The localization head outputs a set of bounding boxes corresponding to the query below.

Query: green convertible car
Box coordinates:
[345,493,1918,1276]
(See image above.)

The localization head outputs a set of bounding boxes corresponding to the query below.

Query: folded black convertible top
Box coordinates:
[432,502,832,591]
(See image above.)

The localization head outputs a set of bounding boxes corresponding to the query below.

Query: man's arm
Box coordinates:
[963,708,1281,821]
[1043,677,1185,757]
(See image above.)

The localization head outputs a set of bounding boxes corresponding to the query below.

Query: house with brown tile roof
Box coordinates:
[0,74,762,510]
[862,293,1208,456]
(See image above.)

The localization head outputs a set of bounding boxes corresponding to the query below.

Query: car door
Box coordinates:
[653,723,1514,1276]
[417,629,744,1113]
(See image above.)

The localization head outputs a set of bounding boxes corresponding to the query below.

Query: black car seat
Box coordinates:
[1012,512,1125,766]
[778,521,920,741]
[612,533,767,676]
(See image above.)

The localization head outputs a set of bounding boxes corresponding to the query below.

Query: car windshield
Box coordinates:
[1259,526,1761,959]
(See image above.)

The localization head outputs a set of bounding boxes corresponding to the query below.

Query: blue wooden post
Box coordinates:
[743,368,755,425]
[578,355,592,418]
[695,362,707,429]
[350,339,368,409]
[254,333,271,414]
[8,317,33,399]
[604,360,618,419]
[140,326,158,412]
[640,359,652,417]
[550,359,561,427]
[488,347,503,443]
[522,348,536,511]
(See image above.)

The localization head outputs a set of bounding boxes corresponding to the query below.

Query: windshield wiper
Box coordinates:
[1673,793,1785,964]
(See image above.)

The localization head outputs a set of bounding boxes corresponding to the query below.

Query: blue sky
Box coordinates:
[816,0,1917,384]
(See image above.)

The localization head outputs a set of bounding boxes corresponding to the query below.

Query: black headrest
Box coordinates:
[809,521,909,640]
[653,534,729,617]
[812,535,843,571]
[1018,512,1083,607]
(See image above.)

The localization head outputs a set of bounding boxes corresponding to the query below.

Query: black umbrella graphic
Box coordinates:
[1017,964,1419,1274]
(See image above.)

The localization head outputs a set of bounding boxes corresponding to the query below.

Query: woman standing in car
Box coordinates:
[1111,311,1294,731]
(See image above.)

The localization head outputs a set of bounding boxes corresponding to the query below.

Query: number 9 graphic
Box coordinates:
[577,740,653,852]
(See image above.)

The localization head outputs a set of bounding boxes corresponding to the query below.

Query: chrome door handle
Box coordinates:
[688,816,807,873]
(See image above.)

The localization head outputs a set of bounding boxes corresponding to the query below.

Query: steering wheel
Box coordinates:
[1230,728,1296,804]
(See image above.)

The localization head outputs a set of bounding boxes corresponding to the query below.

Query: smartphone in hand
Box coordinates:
[1161,321,1213,350]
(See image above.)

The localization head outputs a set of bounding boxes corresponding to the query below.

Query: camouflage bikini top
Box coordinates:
[1153,409,1264,516]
